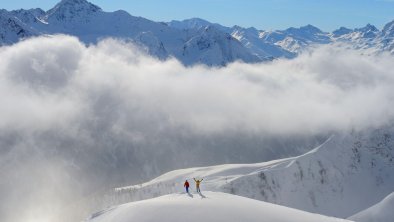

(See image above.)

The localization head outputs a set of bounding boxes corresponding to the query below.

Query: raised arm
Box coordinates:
[193,178,197,182]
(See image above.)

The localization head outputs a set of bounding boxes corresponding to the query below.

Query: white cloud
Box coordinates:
[2,35,394,135]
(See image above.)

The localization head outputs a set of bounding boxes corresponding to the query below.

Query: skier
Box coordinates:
[184,180,190,193]
[193,178,203,193]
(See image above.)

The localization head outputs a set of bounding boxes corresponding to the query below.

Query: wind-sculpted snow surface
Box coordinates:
[115,131,394,219]
[87,192,351,222]
[1,35,394,221]
[349,192,394,222]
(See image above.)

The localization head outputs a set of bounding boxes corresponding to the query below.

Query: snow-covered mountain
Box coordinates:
[171,17,394,56]
[180,26,261,66]
[0,0,262,65]
[168,17,226,31]
[87,191,351,222]
[348,192,394,222]
[259,24,331,53]
[111,127,394,219]
[2,0,394,66]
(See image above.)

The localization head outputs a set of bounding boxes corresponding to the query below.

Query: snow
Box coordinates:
[112,131,394,219]
[332,27,353,37]
[180,25,261,65]
[87,192,351,222]
[382,21,394,37]
[230,25,295,59]
[348,192,394,222]
[0,10,39,45]
[168,18,224,31]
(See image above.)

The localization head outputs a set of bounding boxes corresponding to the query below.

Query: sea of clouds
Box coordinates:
[1,35,394,221]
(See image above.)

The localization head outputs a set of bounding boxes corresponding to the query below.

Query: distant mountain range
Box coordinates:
[1,0,394,66]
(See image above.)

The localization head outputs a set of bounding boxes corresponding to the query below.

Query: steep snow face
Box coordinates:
[349,192,394,222]
[220,130,394,218]
[382,20,394,37]
[169,18,210,30]
[39,0,102,33]
[231,26,295,59]
[378,20,394,53]
[168,19,294,60]
[332,27,353,38]
[45,0,102,22]
[180,26,261,65]
[0,10,39,45]
[10,8,45,24]
[113,128,394,219]
[168,18,225,31]
[87,192,351,222]
[355,24,380,39]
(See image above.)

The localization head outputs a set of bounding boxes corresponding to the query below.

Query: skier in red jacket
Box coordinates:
[184,180,190,193]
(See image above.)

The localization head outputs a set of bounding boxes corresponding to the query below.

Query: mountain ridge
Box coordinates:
[87,191,351,222]
[1,0,394,65]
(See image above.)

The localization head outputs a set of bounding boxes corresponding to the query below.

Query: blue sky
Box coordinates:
[3,0,394,31]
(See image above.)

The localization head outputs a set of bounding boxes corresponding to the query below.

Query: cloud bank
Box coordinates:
[1,35,394,136]
[1,35,394,221]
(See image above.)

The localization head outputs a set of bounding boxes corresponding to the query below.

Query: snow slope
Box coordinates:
[113,129,394,219]
[87,192,351,222]
[0,10,39,45]
[348,192,394,222]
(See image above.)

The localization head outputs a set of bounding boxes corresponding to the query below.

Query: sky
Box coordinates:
[2,0,394,31]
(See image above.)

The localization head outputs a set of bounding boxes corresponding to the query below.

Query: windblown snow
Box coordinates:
[87,192,351,222]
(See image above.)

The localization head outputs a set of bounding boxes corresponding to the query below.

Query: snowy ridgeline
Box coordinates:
[101,128,394,221]
[1,0,394,66]
[87,192,351,222]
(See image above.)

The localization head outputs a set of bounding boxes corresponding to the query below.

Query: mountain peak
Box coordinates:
[168,17,212,30]
[46,0,101,21]
[332,27,353,37]
[356,23,378,32]
[56,0,101,8]
[300,24,323,33]
[285,24,323,34]
[355,23,379,38]
[382,20,394,36]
